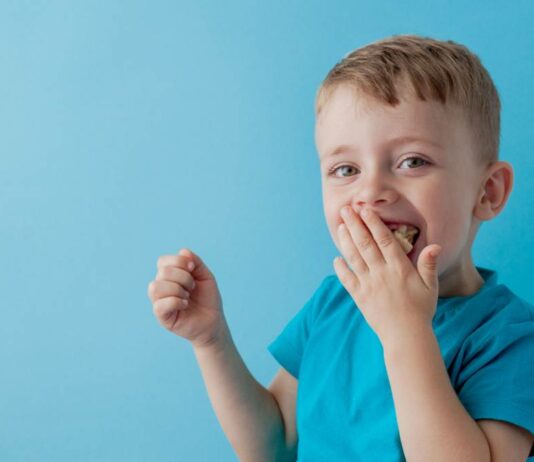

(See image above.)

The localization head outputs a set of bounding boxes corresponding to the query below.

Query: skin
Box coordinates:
[315,81,514,299]
[313,79,521,461]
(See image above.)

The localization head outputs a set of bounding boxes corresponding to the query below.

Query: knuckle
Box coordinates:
[168,297,182,310]
[377,234,394,247]
[147,285,155,303]
[148,282,157,299]
[347,279,358,292]
[160,266,173,279]
[357,237,373,250]
[346,250,358,264]
[398,264,411,278]
[153,298,166,315]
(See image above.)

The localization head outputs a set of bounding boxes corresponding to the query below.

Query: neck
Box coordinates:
[438,256,485,299]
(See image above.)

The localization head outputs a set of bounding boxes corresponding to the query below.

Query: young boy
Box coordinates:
[148,34,534,461]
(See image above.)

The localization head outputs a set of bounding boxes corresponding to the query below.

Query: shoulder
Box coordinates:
[461,284,534,347]
[312,273,350,309]
[309,273,345,306]
[489,285,534,321]
[463,288,534,357]
[321,273,349,296]
[451,284,534,391]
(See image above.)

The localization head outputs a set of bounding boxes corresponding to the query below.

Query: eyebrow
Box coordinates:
[321,136,442,161]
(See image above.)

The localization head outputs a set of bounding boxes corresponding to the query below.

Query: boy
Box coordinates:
[148,34,534,461]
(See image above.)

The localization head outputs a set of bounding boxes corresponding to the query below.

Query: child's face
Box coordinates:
[315,83,487,297]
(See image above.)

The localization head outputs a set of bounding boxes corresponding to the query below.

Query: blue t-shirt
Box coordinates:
[267,266,534,461]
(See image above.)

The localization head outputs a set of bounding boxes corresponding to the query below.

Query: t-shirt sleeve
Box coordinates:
[455,318,534,455]
[267,275,333,379]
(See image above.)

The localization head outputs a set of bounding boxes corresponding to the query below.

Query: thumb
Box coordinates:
[417,244,442,290]
[178,248,213,280]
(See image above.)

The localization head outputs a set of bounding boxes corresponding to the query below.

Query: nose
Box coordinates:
[352,172,399,211]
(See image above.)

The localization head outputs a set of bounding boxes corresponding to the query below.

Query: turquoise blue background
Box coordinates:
[1,1,532,460]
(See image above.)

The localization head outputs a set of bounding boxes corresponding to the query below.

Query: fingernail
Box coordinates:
[187,261,194,270]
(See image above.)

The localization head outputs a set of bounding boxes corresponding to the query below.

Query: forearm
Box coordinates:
[193,326,290,462]
[382,322,490,462]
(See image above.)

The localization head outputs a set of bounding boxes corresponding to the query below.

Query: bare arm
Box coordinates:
[193,324,294,462]
[382,322,491,462]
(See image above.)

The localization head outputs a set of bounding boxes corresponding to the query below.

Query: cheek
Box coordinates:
[323,196,343,227]
[425,203,472,255]
[413,185,466,252]
[324,205,343,247]
[327,213,340,242]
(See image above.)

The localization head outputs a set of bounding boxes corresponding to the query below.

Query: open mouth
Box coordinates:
[386,223,421,255]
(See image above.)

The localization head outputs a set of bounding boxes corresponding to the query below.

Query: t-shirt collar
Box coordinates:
[437,265,498,305]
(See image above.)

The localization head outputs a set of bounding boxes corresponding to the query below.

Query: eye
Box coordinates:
[399,156,429,169]
[327,165,359,178]
[327,156,429,178]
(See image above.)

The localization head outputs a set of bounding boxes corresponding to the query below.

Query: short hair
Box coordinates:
[315,34,500,167]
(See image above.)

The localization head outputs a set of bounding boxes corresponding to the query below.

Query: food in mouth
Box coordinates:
[388,224,420,254]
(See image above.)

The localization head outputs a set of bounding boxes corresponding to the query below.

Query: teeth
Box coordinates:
[388,224,419,254]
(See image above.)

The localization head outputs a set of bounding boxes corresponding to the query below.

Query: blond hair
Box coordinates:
[315,34,500,166]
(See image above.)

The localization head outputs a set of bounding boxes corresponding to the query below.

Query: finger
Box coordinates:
[156,265,196,291]
[359,208,405,264]
[345,205,384,266]
[157,254,195,272]
[333,255,360,294]
[341,206,379,269]
[148,279,191,303]
[417,244,441,290]
[153,297,189,323]
[338,222,368,274]
[178,248,213,281]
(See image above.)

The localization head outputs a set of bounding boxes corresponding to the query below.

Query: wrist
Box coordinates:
[380,319,434,355]
[192,323,233,355]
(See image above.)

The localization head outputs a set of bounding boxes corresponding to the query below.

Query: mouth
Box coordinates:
[384,222,421,256]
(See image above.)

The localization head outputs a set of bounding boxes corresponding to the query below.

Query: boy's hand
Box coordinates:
[334,205,442,345]
[148,248,229,350]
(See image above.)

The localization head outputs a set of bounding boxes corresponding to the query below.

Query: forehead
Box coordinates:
[315,84,466,159]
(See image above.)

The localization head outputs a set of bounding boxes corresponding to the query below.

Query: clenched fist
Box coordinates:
[148,248,229,350]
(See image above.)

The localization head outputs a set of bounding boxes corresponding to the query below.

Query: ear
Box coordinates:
[473,161,514,221]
